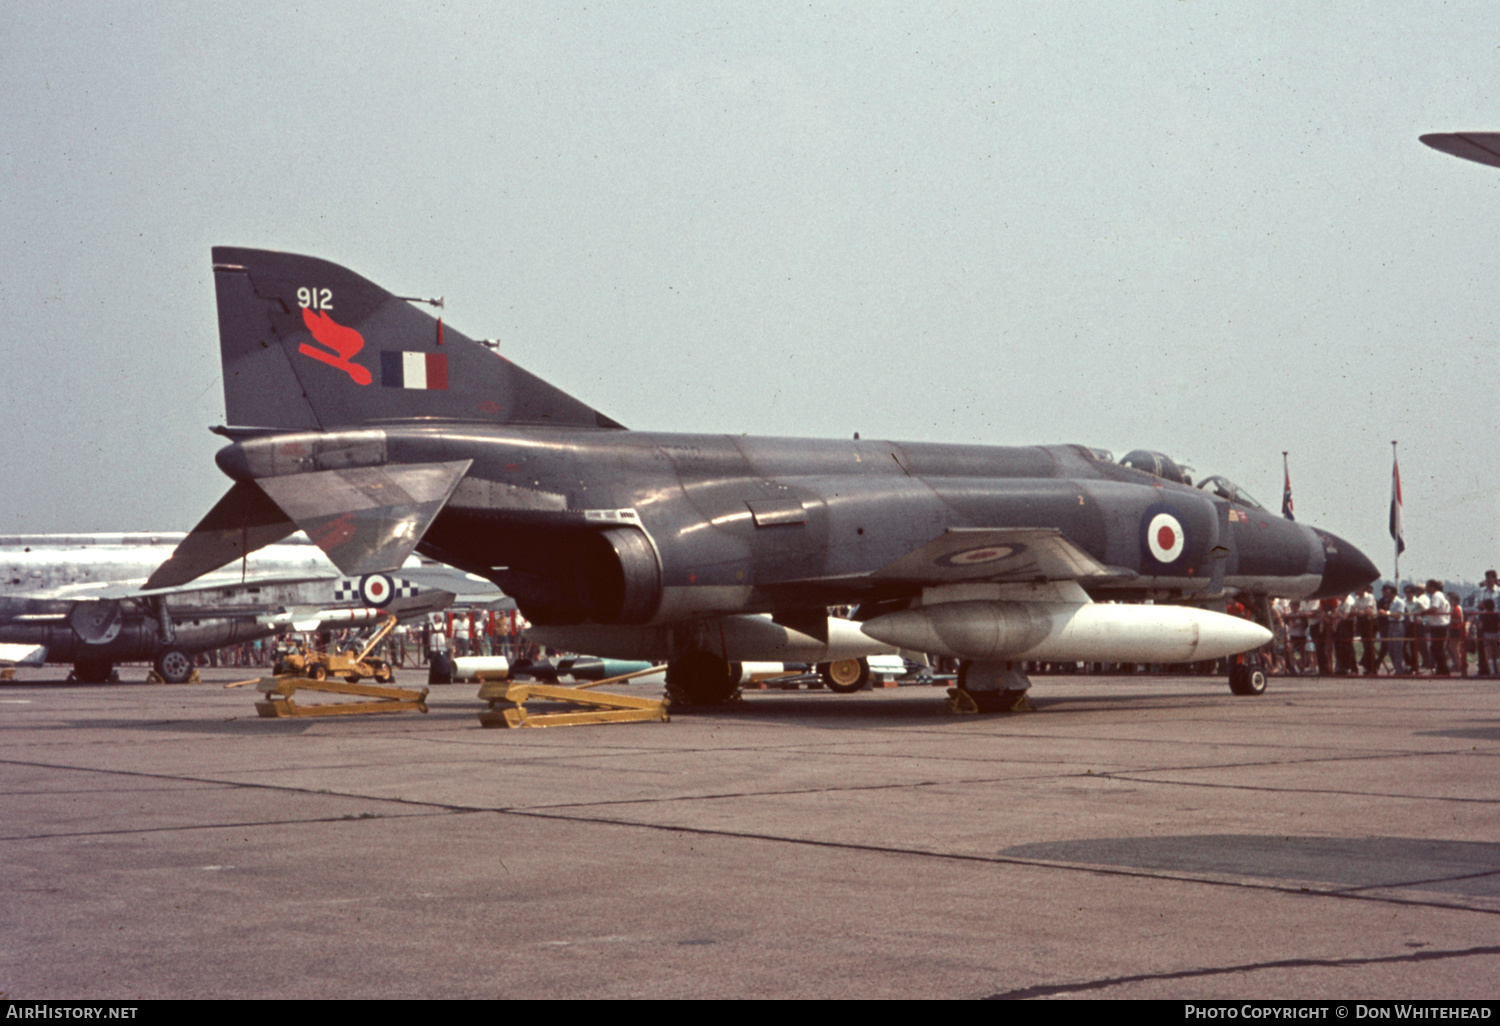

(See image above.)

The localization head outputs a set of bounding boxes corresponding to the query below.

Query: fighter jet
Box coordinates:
[149,248,1378,707]
[2,532,470,682]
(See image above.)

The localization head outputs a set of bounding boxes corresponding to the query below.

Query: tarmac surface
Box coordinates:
[0,665,1496,1000]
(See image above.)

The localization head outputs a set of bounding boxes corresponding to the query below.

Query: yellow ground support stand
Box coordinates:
[476,665,670,728]
[253,675,429,718]
[146,669,202,685]
[477,681,669,728]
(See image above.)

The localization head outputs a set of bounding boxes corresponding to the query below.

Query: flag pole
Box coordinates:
[1281,450,1294,521]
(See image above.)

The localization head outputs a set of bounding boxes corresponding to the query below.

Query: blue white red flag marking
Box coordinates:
[381,351,450,390]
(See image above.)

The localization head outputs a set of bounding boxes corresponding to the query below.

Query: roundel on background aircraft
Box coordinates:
[1139,504,1191,574]
[360,574,395,606]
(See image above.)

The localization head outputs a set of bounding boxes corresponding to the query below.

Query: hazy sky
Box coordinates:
[2,2,1496,582]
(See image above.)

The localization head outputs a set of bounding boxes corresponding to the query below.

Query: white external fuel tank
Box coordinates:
[859,587,1270,665]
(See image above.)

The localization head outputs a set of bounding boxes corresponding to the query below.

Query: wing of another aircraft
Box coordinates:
[1420,132,1500,169]
[0,643,47,666]
[871,527,1124,584]
[21,570,338,603]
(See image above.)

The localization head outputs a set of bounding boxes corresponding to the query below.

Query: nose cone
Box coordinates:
[1310,529,1380,598]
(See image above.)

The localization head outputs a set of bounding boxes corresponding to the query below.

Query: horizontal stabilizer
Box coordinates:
[146,481,297,589]
[873,527,1113,584]
[258,460,472,576]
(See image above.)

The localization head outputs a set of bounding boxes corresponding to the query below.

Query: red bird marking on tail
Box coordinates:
[299,308,372,385]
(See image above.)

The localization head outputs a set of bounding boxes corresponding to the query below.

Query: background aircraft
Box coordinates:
[1420,132,1500,169]
[150,248,1378,707]
[1,532,492,682]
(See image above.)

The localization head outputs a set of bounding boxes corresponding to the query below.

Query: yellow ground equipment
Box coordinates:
[253,674,429,718]
[477,664,669,728]
[239,615,429,717]
[275,616,398,683]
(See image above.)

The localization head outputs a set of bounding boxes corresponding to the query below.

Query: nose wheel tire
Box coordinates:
[1228,663,1267,696]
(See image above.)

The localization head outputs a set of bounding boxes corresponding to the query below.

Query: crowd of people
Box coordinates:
[186,609,539,671]
[1265,569,1500,677]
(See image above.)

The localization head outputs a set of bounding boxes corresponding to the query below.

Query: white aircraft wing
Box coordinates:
[18,570,338,602]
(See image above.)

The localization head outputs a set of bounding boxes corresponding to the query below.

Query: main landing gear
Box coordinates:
[819,657,870,694]
[72,658,115,683]
[665,650,739,706]
[951,660,1032,713]
[154,647,195,685]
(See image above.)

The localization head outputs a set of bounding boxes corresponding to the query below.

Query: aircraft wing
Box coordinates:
[16,570,338,603]
[1420,132,1500,169]
[871,528,1123,585]
[0,643,47,667]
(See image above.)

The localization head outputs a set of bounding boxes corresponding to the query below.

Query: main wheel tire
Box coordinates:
[819,657,870,694]
[154,647,194,684]
[666,650,738,705]
[954,662,1030,712]
[1228,663,1268,696]
[968,688,1030,712]
[73,658,114,683]
[309,664,328,681]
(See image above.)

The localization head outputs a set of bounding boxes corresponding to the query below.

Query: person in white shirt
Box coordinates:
[1407,585,1430,672]
[1379,585,1407,674]
[1424,579,1451,675]
[1476,570,1499,676]
[1352,584,1378,674]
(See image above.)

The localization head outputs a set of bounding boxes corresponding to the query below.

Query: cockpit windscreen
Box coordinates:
[1197,475,1265,510]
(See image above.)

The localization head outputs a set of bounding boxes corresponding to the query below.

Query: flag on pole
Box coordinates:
[1390,451,1406,556]
[1281,452,1295,521]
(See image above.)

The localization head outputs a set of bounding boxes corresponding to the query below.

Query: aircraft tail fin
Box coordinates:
[212,247,624,431]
